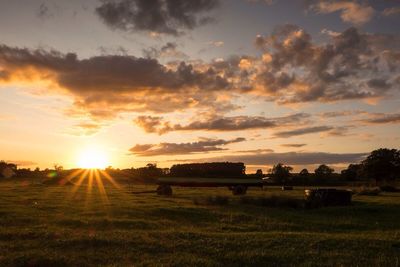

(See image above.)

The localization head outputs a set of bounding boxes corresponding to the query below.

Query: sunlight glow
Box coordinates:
[77,146,109,169]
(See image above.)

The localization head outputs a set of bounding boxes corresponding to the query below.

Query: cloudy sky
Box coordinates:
[0,0,399,172]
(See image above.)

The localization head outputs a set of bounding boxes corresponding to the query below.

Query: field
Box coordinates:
[0,180,399,266]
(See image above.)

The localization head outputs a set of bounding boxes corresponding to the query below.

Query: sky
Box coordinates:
[0,0,399,172]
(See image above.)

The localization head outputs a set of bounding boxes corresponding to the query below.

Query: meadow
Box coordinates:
[0,179,399,267]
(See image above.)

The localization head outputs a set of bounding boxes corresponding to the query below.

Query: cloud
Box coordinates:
[273,126,333,138]
[207,41,224,47]
[362,113,400,124]
[95,0,219,36]
[382,7,400,17]
[310,1,374,25]
[281,144,307,148]
[7,160,37,167]
[0,25,398,126]
[198,41,225,54]
[129,137,245,156]
[319,110,366,118]
[253,26,399,104]
[170,151,367,165]
[71,122,104,136]
[0,44,231,120]
[246,0,274,5]
[143,42,188,59]
[236,148,274,153]
[367,78,392,90]
[134,113,311,134]
[37,3,54,20]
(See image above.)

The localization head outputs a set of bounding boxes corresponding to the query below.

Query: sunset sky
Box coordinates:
[0,0,399,172]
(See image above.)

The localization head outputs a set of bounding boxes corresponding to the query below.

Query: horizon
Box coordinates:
[0,0,399,173]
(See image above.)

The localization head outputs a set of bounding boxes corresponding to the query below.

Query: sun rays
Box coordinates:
[63,168,121,207]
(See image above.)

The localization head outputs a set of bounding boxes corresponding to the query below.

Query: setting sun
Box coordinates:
[77,147,109,169]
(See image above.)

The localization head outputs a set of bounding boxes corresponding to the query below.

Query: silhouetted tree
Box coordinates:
[255,169,263,178]
[170,162,246,178]
[53,164,63,172]
[0,161,17,178]
[299,168,309,177]
[362,148,400,185]
[270,163,293,184]
[314,164,334,180]
[341,164,363,181]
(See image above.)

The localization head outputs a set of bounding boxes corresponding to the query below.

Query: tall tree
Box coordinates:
[362,148,400,184]
[270,163,293,184]
[314,164,334,180]
[341,164,362,181]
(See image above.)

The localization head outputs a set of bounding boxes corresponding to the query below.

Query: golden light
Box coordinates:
[77,146,109,169]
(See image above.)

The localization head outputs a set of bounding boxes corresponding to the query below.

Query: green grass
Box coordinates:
[0,180,399,266]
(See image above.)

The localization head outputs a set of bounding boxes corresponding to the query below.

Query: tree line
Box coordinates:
[1,148,399,185]
[268,148,399,186]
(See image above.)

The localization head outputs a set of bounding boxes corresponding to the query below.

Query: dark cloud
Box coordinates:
[319,110,366,118]
[129,137,245,156]
[281,144,307,148]
[96,0,219,36]
[254,26,399,104]
[236,148,274,153]
[362,113,400,124]
[0,44,231,118]
[134,113,310,134]
[326,126,353,137]
[273,126,333,138]
[170,151,367,165]
[367,78,392,90]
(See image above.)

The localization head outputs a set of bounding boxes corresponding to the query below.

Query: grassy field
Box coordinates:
[0,179,399,267]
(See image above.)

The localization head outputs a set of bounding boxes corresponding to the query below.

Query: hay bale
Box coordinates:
[305,189,352,207]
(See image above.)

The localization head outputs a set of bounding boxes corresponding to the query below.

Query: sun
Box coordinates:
[77,146,109,169]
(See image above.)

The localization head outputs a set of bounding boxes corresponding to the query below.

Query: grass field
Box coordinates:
[0,180,399,266]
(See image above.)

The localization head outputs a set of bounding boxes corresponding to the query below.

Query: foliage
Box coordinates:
[270,163,293,184]
[314,164,334,180]
[361,148,400,184]
[299,168,309,177]
[0,160,17,178]
[170,162,246,178]
[341,163,363,181]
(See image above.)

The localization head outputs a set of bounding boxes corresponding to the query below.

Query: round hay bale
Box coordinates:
[157,185,172,196]
[305,189,352,207]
